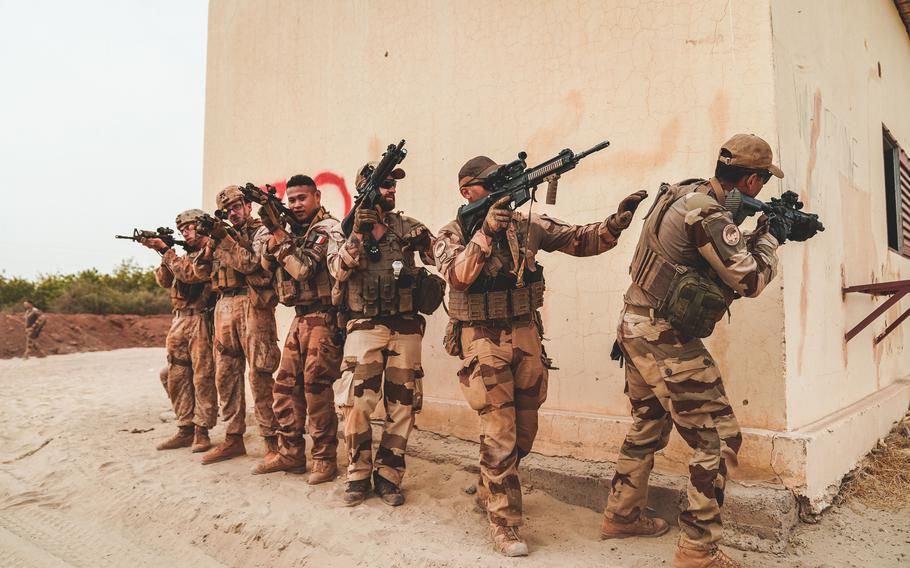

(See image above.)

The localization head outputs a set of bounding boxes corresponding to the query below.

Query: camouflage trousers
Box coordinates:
[158,366,173,400]
[457,317,548,527]
[165,312,217,429]
[605,308,742,550]
[336,315,424,486]
[213,294,280,437]
[23,335,43,359]
[272,311,343,462]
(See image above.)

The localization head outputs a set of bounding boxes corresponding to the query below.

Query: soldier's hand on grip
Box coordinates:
[481,196,512,237]
[258,204,282,232]
[353,207,382,234]
[208,222,228,241]
[768,214,791,244]
[141,237,168,252]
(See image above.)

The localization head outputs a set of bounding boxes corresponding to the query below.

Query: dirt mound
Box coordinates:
[0,313,171,359]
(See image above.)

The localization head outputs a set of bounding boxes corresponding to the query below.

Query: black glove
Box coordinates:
[768,214,791,244]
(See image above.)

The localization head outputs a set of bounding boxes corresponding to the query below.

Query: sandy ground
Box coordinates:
[0,349,908,568]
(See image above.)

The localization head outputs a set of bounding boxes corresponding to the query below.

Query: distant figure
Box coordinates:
[22,300,46,359]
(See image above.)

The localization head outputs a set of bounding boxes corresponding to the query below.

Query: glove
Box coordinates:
[209,222,227,240]
[258,204,282,232]
[768,214,791,244]
[607,190,649,234]
[353,207,382,234]
[482,196,512,237]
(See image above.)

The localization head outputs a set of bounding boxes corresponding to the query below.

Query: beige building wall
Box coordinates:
[203,0,910,511]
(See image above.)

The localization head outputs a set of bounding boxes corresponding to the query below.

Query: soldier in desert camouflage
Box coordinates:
[252,175,343,484]
[22,300,46,359]
[198,186,281,466]
[433,155,646,557]
[601,134,786,568]
[328,161,435,507]
[144,209,217,453]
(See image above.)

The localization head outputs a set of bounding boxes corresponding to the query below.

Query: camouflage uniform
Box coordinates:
[155,247,218,431]
[263,207,343,465]
[434,211,622,527]
[23,306,46,359]
[328,211,434,487]
[607,177,779,551]
[208,217,281,439]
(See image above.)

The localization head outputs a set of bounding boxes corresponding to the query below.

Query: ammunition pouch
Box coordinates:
[414,268,446,315]
[174,280,205,305]
[447,279,545,322]
[443,318,463,357]
[661,269,728,338]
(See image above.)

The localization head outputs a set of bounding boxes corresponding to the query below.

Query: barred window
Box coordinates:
[883,126,910,257]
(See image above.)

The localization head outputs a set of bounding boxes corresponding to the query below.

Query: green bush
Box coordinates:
[0,260,172,315]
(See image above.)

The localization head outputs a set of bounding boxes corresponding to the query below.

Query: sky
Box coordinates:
[0,0,208,279]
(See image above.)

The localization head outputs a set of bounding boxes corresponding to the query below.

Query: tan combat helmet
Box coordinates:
[216,185,244,209]
[175,208,205,228]
[355,161,406,189]
[718,134,784,179]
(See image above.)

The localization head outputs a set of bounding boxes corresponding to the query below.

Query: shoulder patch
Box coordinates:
[722,224,741,246]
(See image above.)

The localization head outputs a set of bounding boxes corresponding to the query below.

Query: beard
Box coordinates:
[379,196,395,211]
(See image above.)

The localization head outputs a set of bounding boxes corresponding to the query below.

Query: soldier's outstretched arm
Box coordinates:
[686,203,779,298]
[433,227,492,291]
[536,190,647,256]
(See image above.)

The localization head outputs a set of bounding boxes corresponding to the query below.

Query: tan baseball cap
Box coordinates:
[718,134,784,179]
[175,208,205,228]
[216,185,244,209]
[458,156,499,186]
[355,161,406,189]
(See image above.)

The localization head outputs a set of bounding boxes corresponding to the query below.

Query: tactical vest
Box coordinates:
[447,220,546,322]
[344,216,420,317]
[172,280,210,309]
[275,215,335,307]
[211,259,247,292]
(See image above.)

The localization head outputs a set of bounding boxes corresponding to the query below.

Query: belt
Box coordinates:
[175,307,199,317]
[219,288,248,298]
[462,314,533,327]
[624,304,654,317]
[294,304,333,316]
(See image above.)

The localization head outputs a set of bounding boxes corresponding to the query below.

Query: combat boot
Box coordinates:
[672,546,745,568]
[308,460,337,485]
[156,426,194,451]
[490,524,529,557]
[264,435,279,457]
[373,471,404,507]
[191,427,212,453]
[600,512,670,539]
[201,433,246,465]
[342,478,371,507]
[251,452,307,475]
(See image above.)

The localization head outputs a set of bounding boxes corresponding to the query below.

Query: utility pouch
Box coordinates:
[663,270,728,338]
[443,318,463,357]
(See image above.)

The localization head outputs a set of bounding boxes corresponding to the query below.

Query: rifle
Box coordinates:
[456,140,610,239]
[195,210,236,240]
[115,227,187,249]
[742,190,825,242]
[340,139,408,238]
[240,182,298,230]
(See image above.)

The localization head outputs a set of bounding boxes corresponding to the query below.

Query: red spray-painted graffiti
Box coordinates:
[260,172,352,215]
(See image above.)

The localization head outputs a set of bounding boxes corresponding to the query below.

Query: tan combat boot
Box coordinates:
[156,426,194,451]
[264,435,279,458]
[490,524,529,557]
[251,452,307,475]
[672,546,746,568]
[308,460,337,485]
[191,427,212,453]
[600,512,670,539]
[201,433,246,465]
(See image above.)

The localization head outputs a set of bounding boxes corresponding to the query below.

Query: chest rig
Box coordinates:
[210,223,255,293]
[448,223,546,322]
[275,211,334,307]
[345,215,419,317]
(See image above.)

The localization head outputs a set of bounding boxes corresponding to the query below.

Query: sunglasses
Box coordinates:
[380,179,398,189]
[756,170,773,183]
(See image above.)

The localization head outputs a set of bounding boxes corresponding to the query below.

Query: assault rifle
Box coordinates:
[115,227,187,249]
[457,140,610,239]
[340,139,408,238]
[195,210,234,239]
[743,190,825,242]
[240,182,298,230]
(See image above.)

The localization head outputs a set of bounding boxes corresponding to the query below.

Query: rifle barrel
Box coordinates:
[574,140,610,161]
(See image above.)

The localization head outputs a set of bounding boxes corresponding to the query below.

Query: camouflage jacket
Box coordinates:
[434,211,620,292]
[262,207,338,307]
[625,178,779,308]
[24,306,45,331]
[155,247,213,311]
[207,218,276,307]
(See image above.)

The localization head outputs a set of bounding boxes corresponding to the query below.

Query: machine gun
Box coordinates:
[340,139,408,238]
[743,190,825,242]
[115,227,187,249]
[240,182,298,230]
[456,140,610,239]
